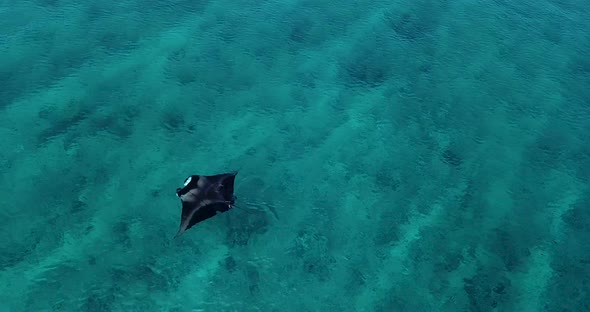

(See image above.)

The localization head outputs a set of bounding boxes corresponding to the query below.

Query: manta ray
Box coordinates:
[174,171,238,237]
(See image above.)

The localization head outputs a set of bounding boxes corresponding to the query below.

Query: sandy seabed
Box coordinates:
[1,0,589,311]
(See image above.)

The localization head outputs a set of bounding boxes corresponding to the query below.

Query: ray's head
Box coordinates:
[176,175,199,197]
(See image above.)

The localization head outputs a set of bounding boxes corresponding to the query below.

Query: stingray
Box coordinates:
[174,171,238,237]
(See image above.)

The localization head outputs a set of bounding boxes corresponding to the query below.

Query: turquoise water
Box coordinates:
[1,0,589,310]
